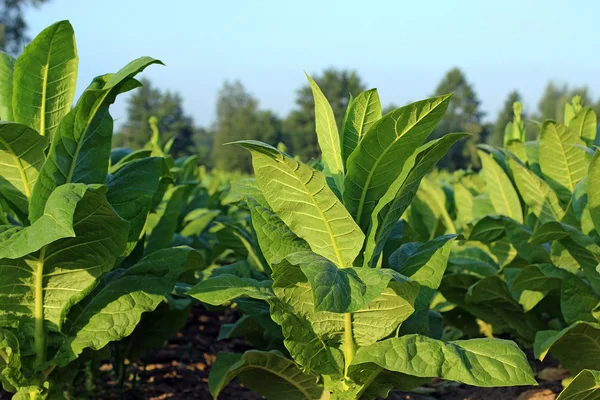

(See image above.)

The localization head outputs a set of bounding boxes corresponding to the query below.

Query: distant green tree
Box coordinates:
[212,81,282,172]
[193,126,215,168]
[490,90,523,146]
[1,0,50,54]
[430,67,487,170]
[283,69,366,161]
[117,78,197,157]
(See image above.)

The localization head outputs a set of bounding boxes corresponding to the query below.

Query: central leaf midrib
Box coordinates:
[38,26,61,138]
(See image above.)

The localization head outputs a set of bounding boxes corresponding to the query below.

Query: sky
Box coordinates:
[25,0,600,128]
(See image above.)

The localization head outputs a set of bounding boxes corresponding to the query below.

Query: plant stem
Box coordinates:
[343,313,355,378]
[33,247,46,369]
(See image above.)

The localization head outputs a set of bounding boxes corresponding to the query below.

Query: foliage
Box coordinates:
[409,95,600,398]
[212,81,283,173]
[0,0,50,54]
[0,21,205,399]
[188,76,535,399]
[114,78,198,157]
[283,68,366,162]
[429,67,489,170]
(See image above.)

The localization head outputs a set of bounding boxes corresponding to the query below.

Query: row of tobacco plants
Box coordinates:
[1,20,598,400]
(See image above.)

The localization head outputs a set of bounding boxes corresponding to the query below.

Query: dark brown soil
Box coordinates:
[87,305,263,400]
[0,305,566,400]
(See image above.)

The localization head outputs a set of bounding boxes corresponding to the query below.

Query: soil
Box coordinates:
[0,304,566,400]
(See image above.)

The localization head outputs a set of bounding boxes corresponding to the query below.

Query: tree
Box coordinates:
[212,81,282,172]
[283,69,366,161]
[1,0,50,54]
[116,78,197,157]
[430,67,487,170]
[490,90,523,146]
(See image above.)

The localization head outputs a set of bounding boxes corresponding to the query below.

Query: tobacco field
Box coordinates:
[1,21,600,400]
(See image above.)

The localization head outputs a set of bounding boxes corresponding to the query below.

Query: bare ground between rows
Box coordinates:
[0,304,566,400]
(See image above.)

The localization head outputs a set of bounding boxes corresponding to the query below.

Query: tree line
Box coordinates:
[112,68,600,172]
[3,1,599,172]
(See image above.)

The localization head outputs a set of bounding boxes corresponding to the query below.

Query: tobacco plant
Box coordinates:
[189,78,536,399]
[407,98,600,398]
[0,21,202,399]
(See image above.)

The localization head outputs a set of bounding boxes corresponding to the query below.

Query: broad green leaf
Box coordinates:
[530,221,599,251]
[235,140,364,267]
[219,222,267,273]
[0,185,128,338]
[512,264,599,325]
[453,181,474,229]
[268,296,344,376]
[440,273,542,341]
[524,140,542,176]
[466,275,521,309]
[209,350,323,400]
[535,322,600,374]
[187,275,273,305]
[351,335,536,386]
[588,151,600,234]
[506,140,527,164]
[507,154,564,223]
[569,106,597,145]
[539,122,589,201]
[363,133,467,267]
[108,149,152,173]
[270,259,417,365]
[106,157,163,257]
[12,21,78,139]
[0,121,47,214]
[472,193,496,220]
[503,218,550,263]
[556,369,600,400]
[306,74,344,192]
[0,184,91,259]
[478,150,523,223]
[344,94,452,230]
[48,247,200,368]
[247,198,310,265]
[529,222,600,291]
[413,177,456,234]
[109,147,133,166]
[0,52,14,121]
[221,178,267,207]
[180,209,220,237]
[448,246,498,277]
[468,216,506,243]
[565,101,577,126]
[145,185,187,253]
[29,57,162,222]
[286,251,399,313]
[389,235,456,311]
[341,89,381,164]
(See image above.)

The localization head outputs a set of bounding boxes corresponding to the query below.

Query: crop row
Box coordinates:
[0,21,598,400]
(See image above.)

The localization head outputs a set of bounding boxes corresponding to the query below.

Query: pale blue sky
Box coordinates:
[26,0,600,127]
